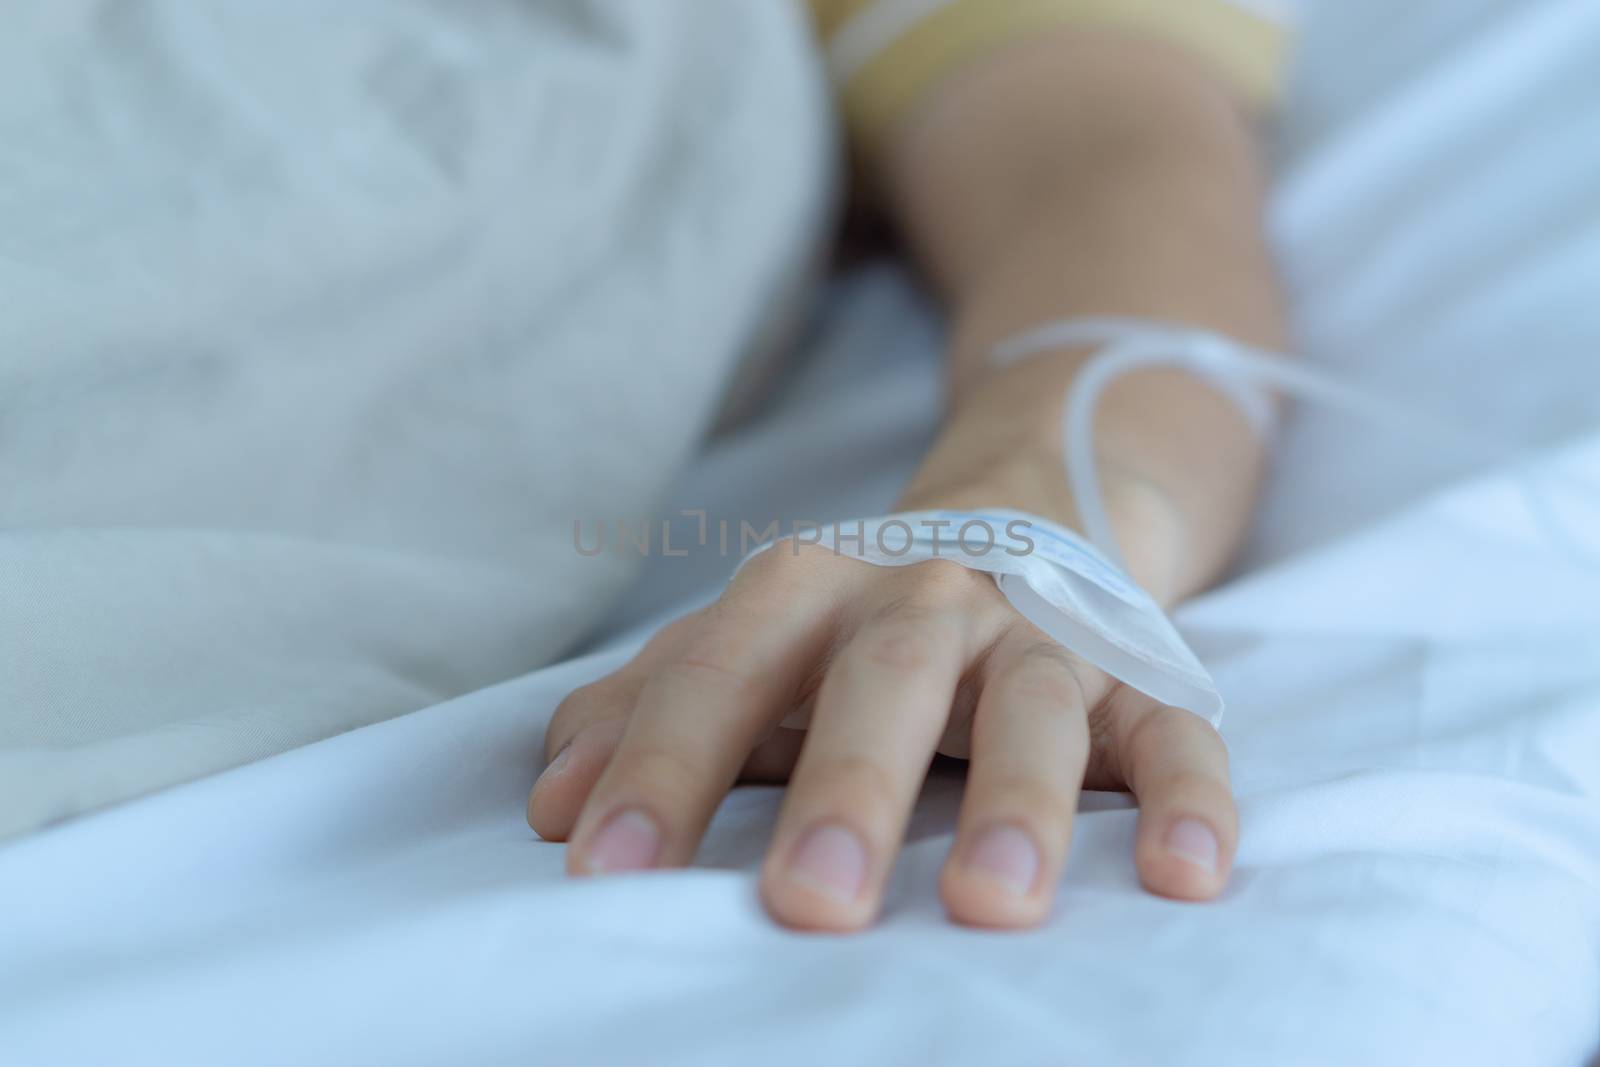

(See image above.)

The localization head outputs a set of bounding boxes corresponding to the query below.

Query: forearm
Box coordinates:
[881,30,1285,603]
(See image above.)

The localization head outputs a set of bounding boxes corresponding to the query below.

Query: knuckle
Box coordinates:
[611,742,711,797]
[1159,771,1230,800]
[676,624,753,678]
[850,590,967,674]
[1121,701,1183,755]
[906,557,991,598]
[1015,637,1081,671]
[648,657,756,701]
[1004,673,1084,711]
[1118,705,1231,795]
[550,682,615,735]
[973,773,1077,825]
[802,754,902,811]
[788,540,843,568]
[736,543,791,582]
[739,540,831,586]
[854,621,936,672]
[650,616,764,696]
[1000,647,1086,710]
[642,613,702,654]
[1127,703,1224,761]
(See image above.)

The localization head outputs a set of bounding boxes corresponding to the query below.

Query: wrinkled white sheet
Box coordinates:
[0,0,832,834]
[5,1,1600,1064]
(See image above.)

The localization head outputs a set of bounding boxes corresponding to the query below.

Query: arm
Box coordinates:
[530,11,1287,934]
[886,28,1285,604]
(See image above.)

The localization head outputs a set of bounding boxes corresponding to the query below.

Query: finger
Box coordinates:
[528,617,699,840]
[761,573,979,931]
[566,558,837,876]
[1118,699,1238,901]
[940,633,1094,928]
[540,613,704,761]
[527,715,627,841]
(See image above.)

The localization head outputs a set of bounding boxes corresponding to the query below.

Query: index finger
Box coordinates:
[564,552,839,875]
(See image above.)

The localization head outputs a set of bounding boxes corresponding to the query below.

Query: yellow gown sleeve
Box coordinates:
[804,0,1288,148]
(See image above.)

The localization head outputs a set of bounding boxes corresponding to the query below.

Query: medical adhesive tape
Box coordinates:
[741,508,1225,725]
[743,317,1598,730]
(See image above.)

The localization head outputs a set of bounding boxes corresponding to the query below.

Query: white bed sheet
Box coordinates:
[5,1,1600,1064]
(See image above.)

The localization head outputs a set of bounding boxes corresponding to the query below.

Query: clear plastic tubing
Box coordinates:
[991,317,1594,572]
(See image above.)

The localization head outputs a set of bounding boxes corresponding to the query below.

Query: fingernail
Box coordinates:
[1164,818,1219,873]
[585,808,661,874]
[966,824,1039,896]
[786,823,868,902]
[538,744,573,782]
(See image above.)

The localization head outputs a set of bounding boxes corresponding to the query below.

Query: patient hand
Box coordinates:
[527,7,1276,933]
[526,488,1238,931]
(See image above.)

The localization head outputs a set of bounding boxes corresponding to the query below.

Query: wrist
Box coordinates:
[895,440,1188,606]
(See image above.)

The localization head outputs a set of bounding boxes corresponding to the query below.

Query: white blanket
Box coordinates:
[5,1,1600,1064]
[0,0,832,834]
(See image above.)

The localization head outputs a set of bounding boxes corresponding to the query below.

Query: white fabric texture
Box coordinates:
[0,0,835,835]
[5,0,1600,1064]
